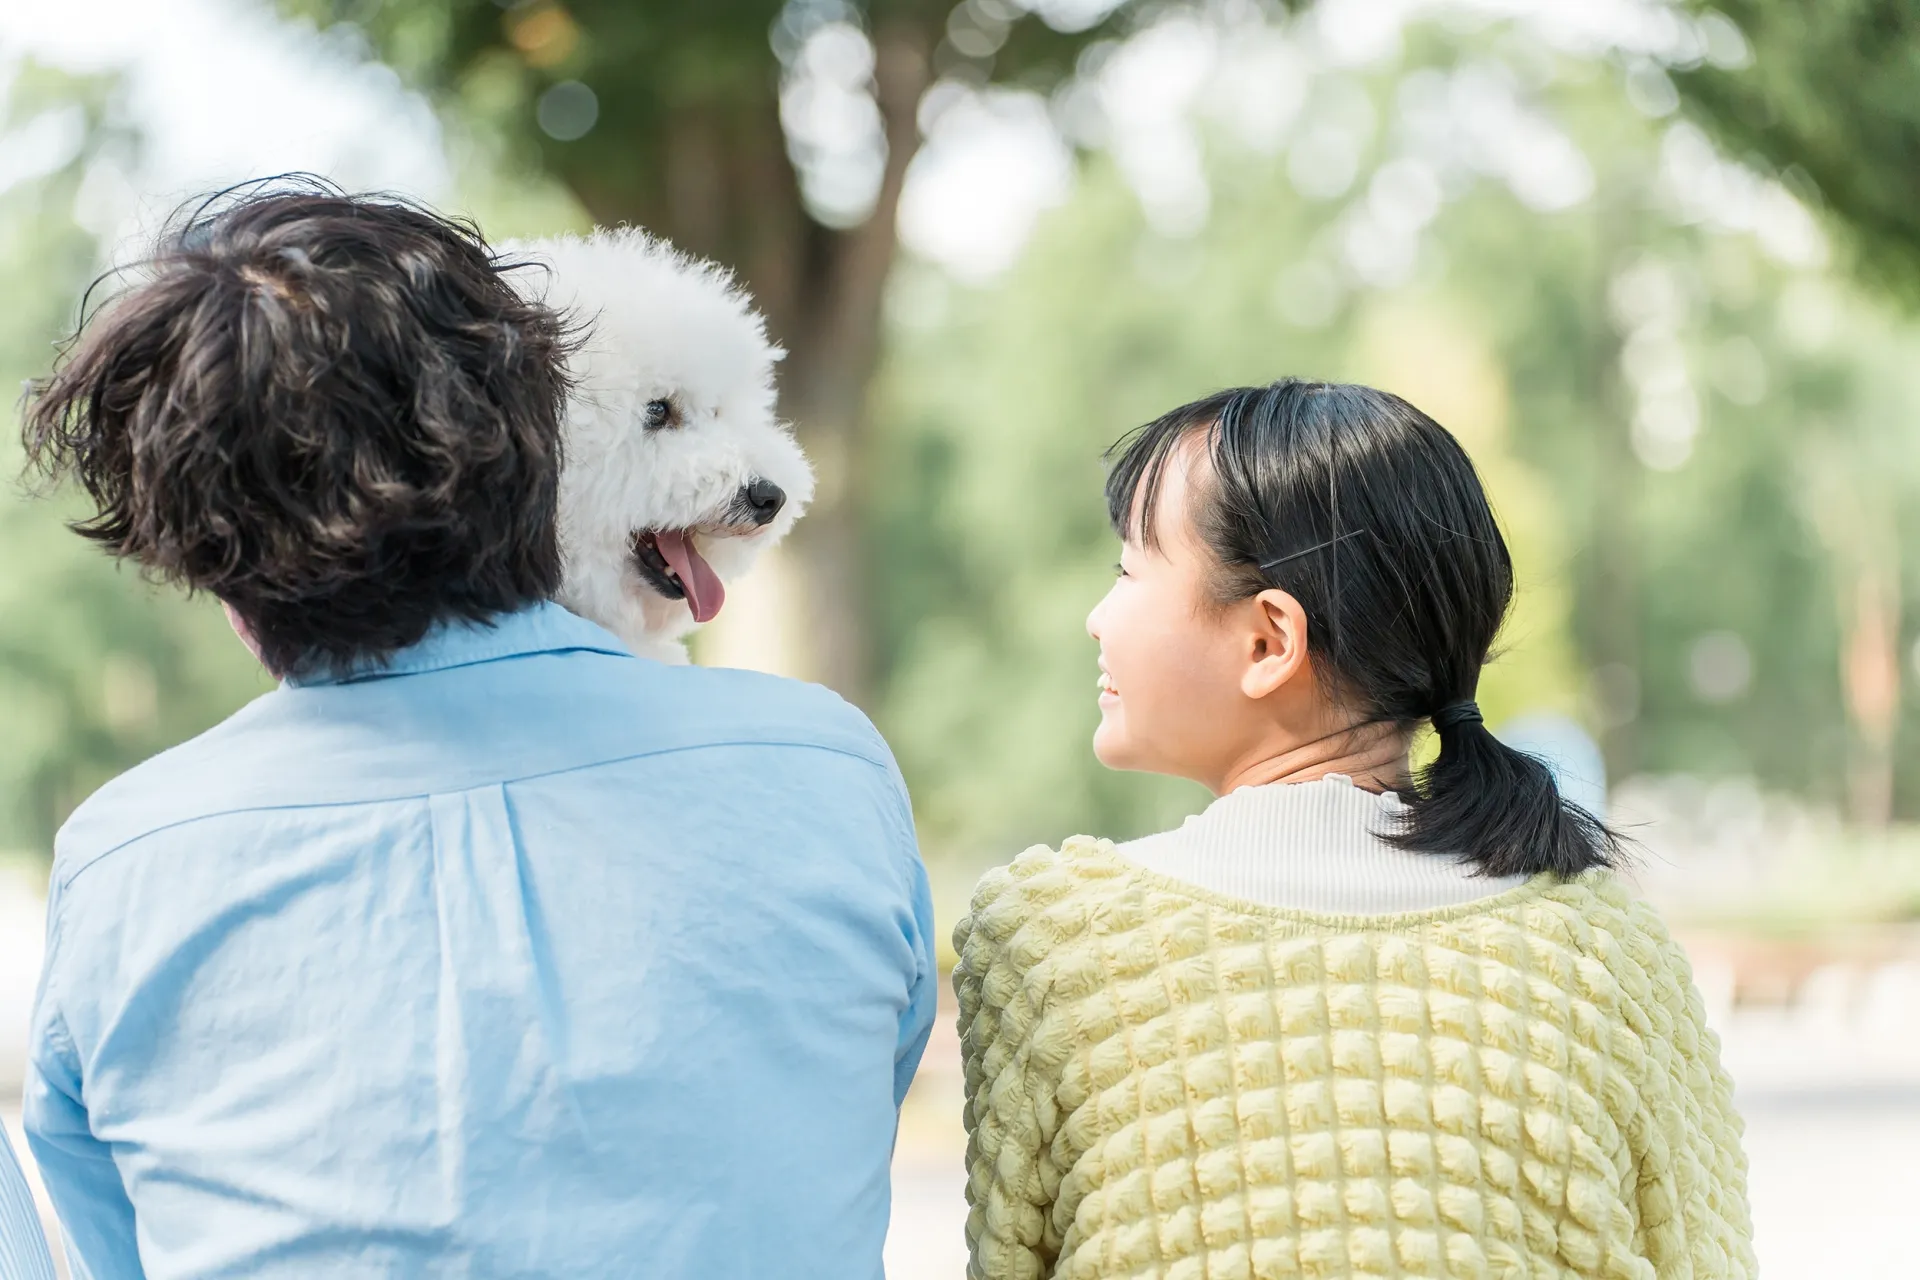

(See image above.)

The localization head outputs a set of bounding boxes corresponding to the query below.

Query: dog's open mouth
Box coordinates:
[630,528,727,624]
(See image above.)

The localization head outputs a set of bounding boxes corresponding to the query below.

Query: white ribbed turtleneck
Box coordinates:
[1116,774,1528,914]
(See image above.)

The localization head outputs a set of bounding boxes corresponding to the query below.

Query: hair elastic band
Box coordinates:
[1431,701,1483,732]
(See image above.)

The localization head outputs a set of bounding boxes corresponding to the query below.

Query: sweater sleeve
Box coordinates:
[953,849,1067,1280]
[1620,905,1757,1280]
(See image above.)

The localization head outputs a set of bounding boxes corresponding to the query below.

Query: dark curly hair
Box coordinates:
[22,179,578,679]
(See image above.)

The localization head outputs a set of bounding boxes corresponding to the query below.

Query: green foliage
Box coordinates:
[869,158,1584,865]
[1431,178,1898,803]
[869,30,1920,870]
[1674,1,1920,298]
[283,0,1136,232]
[8,2,1920,869]
[1656,821,1920,935]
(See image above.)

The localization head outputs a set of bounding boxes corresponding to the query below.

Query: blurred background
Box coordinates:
[2,0,1918,1274]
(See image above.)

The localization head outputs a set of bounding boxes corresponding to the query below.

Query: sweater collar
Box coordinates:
[1120,774,1528,914]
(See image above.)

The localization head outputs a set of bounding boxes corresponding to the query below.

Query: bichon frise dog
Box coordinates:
[506,229,814,664]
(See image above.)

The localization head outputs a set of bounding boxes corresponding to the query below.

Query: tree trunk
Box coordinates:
[1842,566,1900,827]
[1589,373,1641,784]
[1794,442,1902,825]
[773,22,930,705]
[1583,181,1643,785]
[569,22,932,705]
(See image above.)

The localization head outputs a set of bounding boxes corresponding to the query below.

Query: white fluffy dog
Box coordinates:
[505,229,814,664]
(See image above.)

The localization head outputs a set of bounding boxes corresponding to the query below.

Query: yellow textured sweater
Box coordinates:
[953,838,1754,1280]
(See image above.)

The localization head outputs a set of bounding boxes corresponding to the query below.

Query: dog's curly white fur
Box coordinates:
[505,229,813,664]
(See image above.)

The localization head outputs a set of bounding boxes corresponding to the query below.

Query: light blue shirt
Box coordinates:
[25,603,937,1279]
[0,1124,56,1280]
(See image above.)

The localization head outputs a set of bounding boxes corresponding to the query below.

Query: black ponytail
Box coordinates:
[1408,701,1620,877]
[1105,378,1621,879]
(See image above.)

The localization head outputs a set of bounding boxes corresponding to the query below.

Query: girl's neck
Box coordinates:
[1213,722,1411,797]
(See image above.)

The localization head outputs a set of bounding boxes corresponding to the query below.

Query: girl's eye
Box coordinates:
[1113,562,1128,578]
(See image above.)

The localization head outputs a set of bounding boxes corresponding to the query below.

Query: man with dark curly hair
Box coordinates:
[19,185,936,1279]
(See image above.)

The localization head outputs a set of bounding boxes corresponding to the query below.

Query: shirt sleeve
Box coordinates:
[953,852,1063,1280]
[24,927,143,1280]
[893,849,939,1110]
[0,1122,56,1280]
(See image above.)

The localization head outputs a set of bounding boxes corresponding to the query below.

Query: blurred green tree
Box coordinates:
[0,66,274,855]
[1670,0,1920,819]
[868,157,1589,864]
[279,0,1227,703]
[867,11,1920,871]
[1675,2,1920,296]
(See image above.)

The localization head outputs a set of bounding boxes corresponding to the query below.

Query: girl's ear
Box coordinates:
[1242,588,1311,699]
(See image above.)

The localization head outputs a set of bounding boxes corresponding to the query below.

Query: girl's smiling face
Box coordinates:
[1086,439,1281,785]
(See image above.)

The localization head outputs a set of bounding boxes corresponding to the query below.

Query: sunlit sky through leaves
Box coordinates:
[0,0,1813,290]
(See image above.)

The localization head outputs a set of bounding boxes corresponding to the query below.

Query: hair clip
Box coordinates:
[1258,529,1363,573]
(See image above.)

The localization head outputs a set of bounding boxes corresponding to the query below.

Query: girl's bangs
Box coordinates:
[1103,393,1236,549]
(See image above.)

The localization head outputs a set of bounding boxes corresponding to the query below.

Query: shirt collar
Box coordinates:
[284,601,632,688]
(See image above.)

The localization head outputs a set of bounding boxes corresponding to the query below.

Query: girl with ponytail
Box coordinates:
[955,380,1753,1280]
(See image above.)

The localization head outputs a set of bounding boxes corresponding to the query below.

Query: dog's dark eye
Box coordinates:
[644,398,678,430]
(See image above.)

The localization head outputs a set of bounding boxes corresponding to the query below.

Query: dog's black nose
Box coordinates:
[742,479,786,526]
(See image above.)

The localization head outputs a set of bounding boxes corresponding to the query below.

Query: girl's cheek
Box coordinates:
[1113,596,1148,670]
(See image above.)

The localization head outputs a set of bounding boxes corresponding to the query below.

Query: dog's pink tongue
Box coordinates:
[655,529,726,624]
